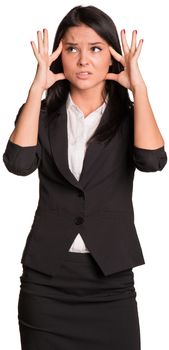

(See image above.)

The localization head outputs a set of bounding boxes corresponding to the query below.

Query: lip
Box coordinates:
[76,72,92,80]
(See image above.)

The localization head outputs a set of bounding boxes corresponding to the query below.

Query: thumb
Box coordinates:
[105,72,118,81]
[54,72,66,82]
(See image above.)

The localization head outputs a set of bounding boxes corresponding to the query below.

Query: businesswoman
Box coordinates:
[3,5,167,350]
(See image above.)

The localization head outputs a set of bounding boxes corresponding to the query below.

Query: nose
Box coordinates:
[78,49,89,66]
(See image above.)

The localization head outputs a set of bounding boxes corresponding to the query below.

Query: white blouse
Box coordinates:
[66,93,108,253]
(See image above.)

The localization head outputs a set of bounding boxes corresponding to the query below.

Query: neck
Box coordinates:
[70,86,107,117]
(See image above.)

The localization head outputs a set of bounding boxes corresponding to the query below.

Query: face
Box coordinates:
[61,24,112,94]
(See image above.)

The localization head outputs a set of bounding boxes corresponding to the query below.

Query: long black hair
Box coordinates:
[44,5,134,145]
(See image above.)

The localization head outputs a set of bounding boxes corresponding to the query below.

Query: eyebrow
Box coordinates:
[64,42,106,46]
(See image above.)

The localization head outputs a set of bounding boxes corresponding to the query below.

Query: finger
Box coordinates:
[134,39,143,60]
[37,30,44,54]
[49,41,63,66]
[52,40,63,60]
[106,72,119,81]
[130,30,137,54]
[55,72,66,82]
[109,46,126,67]
[43,28,49,54]
[120,29,130,55]
[30,41,39,60]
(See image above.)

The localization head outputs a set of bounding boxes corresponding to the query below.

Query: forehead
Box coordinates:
[62,24,106,44]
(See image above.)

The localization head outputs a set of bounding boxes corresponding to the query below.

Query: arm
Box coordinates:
[107,29,167,172]
[133,84,164,148]
[3,28,65,176]
[3,84,44,176]
[131,83,167,172]
[9,83,43,146]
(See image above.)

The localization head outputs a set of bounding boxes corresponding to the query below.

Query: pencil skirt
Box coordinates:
[18,251,141,350]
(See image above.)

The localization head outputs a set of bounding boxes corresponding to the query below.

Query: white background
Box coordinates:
[0,0,169,349]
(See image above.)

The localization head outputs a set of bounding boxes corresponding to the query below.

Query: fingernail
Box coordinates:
[135,30,137,34]
[122,29,125,34]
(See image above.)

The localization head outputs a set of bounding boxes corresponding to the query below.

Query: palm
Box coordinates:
[46,69,65,89]
[31,28,66,91]
[106,70,131,90]
[106,29,144,92]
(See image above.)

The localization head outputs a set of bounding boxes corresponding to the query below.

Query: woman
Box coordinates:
[3,5,167,350]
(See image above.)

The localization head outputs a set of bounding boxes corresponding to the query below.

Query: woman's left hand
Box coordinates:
[106,30,146,93]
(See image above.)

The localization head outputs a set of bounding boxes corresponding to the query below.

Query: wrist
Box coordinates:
[30,82,45,96]
[131,82,147,95]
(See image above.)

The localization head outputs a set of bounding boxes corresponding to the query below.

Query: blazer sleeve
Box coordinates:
[127,108,168,172]
[2,103,42,176]
[133,145,167,172]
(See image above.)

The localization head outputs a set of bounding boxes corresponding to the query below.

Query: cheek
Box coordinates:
[95,57,111,74]
[61,56,76,82]
[94,53,111,67]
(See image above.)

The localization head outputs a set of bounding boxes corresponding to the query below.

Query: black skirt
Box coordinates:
[18,251,141,350]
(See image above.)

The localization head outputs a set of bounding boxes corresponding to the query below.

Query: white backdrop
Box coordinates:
[0,0,168,349]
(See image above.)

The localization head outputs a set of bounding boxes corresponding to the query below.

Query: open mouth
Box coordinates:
[76,72,92,79]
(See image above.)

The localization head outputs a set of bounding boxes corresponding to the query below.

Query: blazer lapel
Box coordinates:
[48,101,110,190]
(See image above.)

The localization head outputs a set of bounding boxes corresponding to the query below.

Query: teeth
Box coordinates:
[78,72,89,75]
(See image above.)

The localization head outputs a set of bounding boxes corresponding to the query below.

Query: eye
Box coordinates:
[91,46,102,52]
[66,46,78,53]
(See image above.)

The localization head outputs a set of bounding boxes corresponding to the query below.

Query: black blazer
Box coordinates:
[3,101,168,276]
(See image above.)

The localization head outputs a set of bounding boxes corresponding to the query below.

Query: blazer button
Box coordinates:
[75,216,84,225]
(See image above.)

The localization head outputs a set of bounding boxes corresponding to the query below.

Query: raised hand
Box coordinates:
[106,30,146,93]
[31,28,66,92]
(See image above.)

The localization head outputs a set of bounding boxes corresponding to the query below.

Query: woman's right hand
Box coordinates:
[30,28,66,92]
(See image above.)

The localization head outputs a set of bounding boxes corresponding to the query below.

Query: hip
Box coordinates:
[19,251,137,302]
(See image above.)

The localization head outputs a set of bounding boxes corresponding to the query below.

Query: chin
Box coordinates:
[71,80,104,91]
[70,82,95,90]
